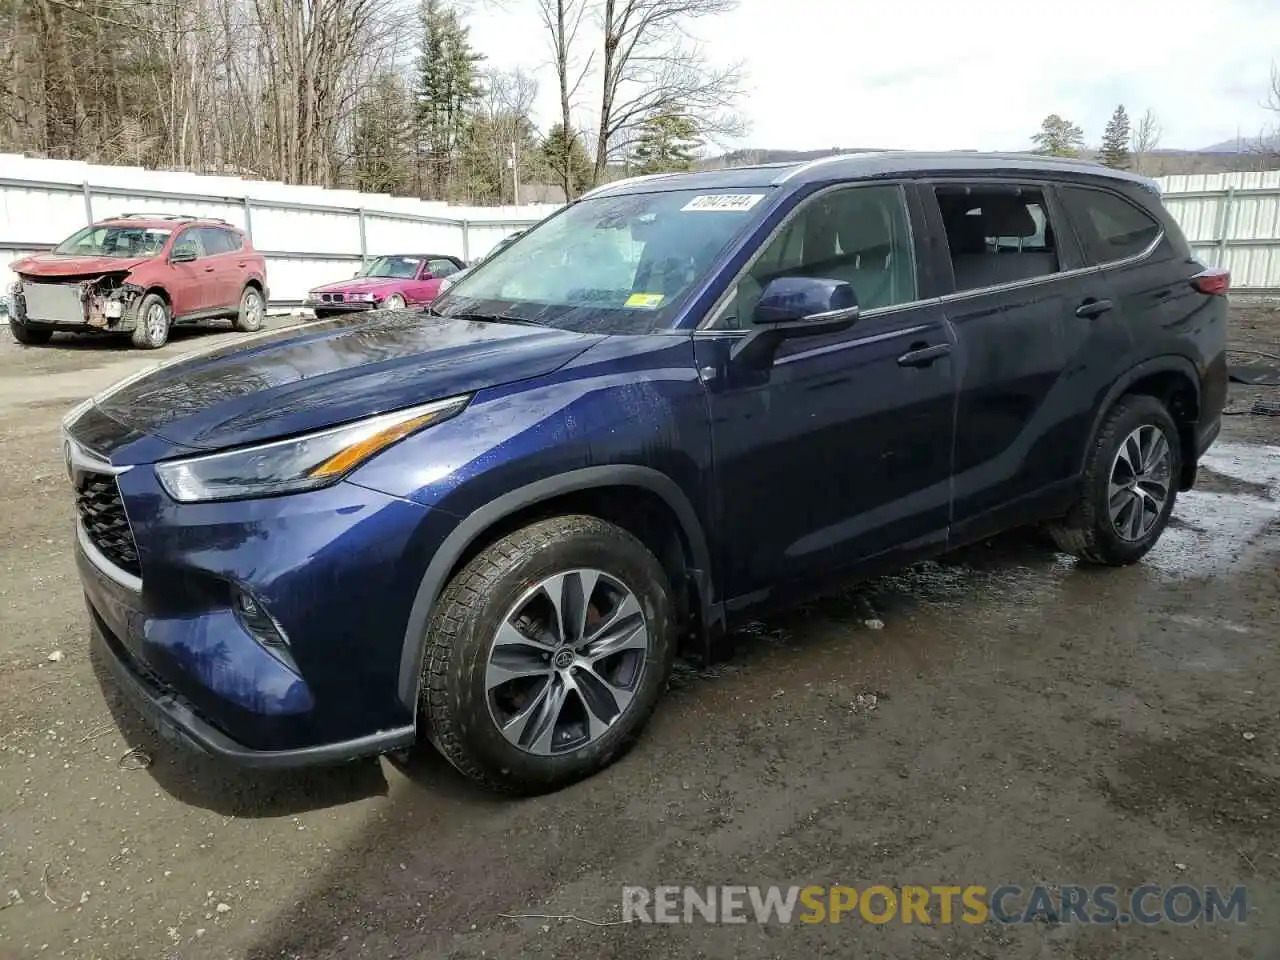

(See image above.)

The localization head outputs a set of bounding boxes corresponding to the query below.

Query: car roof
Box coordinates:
[581,151,1160,198]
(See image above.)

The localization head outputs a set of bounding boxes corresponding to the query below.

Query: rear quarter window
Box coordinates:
[1060,186,1163,265]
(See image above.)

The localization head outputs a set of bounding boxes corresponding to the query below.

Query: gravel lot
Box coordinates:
[1,307,1278,960]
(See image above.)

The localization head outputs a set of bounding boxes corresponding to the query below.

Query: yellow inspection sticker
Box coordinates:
[625,293,665,308]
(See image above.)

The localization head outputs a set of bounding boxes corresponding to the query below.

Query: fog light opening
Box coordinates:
[232,588,297,667]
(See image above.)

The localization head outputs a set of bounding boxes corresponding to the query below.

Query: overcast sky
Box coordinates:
[467,0,1280,153]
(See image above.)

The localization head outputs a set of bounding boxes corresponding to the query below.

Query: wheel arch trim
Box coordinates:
[396,465,715,710]
[1083,355,1201,473]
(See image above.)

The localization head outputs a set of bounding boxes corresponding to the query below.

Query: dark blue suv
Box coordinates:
[66,153,1228,793]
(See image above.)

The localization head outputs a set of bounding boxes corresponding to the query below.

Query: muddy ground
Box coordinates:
[0,306,1278,960]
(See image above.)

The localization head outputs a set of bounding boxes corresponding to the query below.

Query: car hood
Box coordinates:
[14,252,150,278]
[92,312,602,453]
[312,276,406,294]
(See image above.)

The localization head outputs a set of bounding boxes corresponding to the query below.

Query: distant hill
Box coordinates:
[1198,133,1279,154]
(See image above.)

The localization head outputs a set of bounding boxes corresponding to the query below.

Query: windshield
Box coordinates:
[360,256,424,279]
[53,225,172,258]
[434,189,770,333]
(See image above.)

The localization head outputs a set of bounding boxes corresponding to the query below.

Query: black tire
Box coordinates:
[130,293,170,349]
[421,515,677,794]
[313,309,337,320]
[233,286,265,332]
[1049,394,1181,565]
[9,320,52,346]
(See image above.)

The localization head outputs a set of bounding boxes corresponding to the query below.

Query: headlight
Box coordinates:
[350,292,376,303]
[155,395,469,502]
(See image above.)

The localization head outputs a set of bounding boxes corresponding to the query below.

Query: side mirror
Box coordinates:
[170,249,197,264]
[731,276,860,367]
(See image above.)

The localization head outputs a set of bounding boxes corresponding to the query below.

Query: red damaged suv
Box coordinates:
[8,214,268,349]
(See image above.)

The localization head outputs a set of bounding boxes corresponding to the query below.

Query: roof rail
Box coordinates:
[113,212,231,224]
[576,172,679,201]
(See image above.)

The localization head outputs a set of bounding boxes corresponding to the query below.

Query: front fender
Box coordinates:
[344,333,717,709]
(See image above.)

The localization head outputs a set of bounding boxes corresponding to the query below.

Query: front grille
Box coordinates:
[321,292,344,303]
[77,473,140,578]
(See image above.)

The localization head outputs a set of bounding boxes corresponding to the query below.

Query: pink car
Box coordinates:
[305,253,465,318]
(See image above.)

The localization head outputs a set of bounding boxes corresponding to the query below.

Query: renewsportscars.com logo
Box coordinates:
[621,884,1248,925]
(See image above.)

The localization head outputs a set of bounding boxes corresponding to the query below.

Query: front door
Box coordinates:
[693,181,958,607]
[166,227,211,316]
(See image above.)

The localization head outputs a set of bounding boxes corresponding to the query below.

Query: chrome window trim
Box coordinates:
[935,229,1164,306]
[698,181,921,331]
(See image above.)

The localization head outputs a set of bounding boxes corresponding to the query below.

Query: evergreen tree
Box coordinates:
[1031,114,1085,157]
[629,111,701,174]
[542,123,592,197]
[1099,104,1132,169]
[414,0,484,198]
[353,71,413,194]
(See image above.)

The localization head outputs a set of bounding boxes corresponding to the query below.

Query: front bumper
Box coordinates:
[13,284,143,332]
[77,464,461,764]
[307,299,376,313]
[91,611,415,767]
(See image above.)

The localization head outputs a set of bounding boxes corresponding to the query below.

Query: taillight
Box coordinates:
[1191,266,1230,296]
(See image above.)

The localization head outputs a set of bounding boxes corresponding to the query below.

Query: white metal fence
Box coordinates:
[0,154,559,304]
[1155,171,1280,295]
[2,156,1279,305]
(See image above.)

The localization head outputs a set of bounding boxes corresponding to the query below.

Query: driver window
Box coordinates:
[709,184,917,330]
[171,229,205,259]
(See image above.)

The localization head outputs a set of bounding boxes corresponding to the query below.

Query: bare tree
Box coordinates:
[1129,108,1161,174]
[535,0,593,199]
[471,66,540,201]
[593,0,746,185]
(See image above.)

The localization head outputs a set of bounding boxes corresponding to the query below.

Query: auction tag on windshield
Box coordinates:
[625,292,665,309]
[681,194,764,213]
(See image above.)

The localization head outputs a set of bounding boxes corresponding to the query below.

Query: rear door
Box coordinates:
[196,227,241,311]
[922,179,1126,542]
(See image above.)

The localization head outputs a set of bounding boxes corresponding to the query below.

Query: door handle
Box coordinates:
[897,342,952,368]
[203,266,215,273]
[1075,298,1113,319]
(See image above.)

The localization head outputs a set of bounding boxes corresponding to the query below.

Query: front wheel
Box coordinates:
[1049,394,1181,565]
[130,294,170,349]
[421,515,677,794]
[381,294,406,311]
[234,286,264,332]
[9,320,53,346]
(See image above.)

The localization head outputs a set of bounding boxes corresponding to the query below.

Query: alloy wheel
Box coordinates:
[485,568,649,756]
[243,290,263,326]
[1108,424,1172,542]
[145,302,167,342]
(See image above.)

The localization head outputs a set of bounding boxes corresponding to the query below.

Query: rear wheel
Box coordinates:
[1049,394,1180,565]
[9,320,52,346]
[130,294,170,349]
[233,286,264,332]
[421,515,677,794]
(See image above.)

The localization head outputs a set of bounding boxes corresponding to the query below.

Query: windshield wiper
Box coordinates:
[435,310,545,327]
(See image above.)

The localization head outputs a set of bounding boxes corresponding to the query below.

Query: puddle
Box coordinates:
[1144,442,1280,579]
